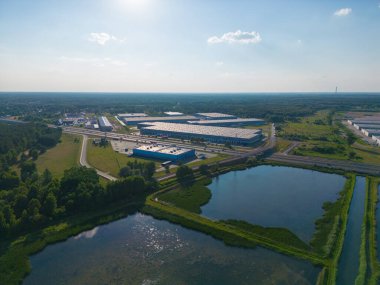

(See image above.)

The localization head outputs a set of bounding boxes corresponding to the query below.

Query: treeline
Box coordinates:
[0,161,157,238]
[1,93,380,123]
[0,122,62,171]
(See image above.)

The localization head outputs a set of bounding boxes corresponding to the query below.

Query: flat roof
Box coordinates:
[364,129,380,135]
[117,113,147,117]
[134,145,193,155]
[164,111,184,116]
[124,115,198,122]
[195,112,236,118]
[140,122,261,139]
[98,116,112,127]
[356,124,380,129]
[188,118,264,124]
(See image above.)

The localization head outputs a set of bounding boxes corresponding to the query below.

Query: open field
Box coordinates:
[86,139,161,177]
[278,110,380,164]
[35,133,82,177]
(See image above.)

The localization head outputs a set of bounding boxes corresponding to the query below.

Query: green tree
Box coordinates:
[30,149,39,160]
[199,164,210,176]
[176,165,195,186]
[42,194,57,217]
[20,161,37,181]
[119,166,132,178]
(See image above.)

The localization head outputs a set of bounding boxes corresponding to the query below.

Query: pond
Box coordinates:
[24,213,320,285]
[201,165,346,241]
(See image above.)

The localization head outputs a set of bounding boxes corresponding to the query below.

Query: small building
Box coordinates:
[98,116,113,132]
[133,145,196,161]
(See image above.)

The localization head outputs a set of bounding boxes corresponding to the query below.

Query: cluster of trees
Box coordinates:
[119,160,156,180]
[176,165,195,186]
[0,122,61,171]
[0,162,155,238]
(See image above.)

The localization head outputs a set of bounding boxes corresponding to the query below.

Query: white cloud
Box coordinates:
[207,30,262,44]
[334,8,352,16]
[88,32,125,45]
[216,61,224,67]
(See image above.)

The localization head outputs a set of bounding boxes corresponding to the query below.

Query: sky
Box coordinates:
[0,0,379,92]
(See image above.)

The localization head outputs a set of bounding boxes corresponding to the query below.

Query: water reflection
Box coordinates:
[202,165,346,241]
[24,213,320,285]
[73,227,99,239]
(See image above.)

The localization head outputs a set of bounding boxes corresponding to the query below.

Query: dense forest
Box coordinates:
[0,122,62,171]
[1,93,380,123]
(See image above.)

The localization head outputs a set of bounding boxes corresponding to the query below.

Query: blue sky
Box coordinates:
[0,0,379,92]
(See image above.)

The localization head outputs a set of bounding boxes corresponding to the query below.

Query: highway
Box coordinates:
[267,153,380,176]
[79,135,117,181]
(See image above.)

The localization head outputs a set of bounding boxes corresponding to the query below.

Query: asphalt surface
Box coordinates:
[268,153,380,176]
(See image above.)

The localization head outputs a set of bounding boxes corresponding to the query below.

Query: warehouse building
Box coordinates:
[98,116,113,131]
[195,112,237,120]
[123,115,198,125]
[372,136,380,146]
[164,111,184,116]
[188,118,265,127]
[361,129,380,137]
[355,124,380,130]
[117,113,147,118]
[133,145,195,161]
[139,122,262,145]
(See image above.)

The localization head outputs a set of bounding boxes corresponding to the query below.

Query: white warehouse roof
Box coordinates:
[164,111,184,116]
[188,118,264,125]
[98,116,112,127]
[195,112,236,119]
[117,113,147,118]
[140,122,261,139]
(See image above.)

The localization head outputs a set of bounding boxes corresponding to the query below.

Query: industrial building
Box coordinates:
[347,116,380,146]
[122,115,198,125]
[133,145,195,161]
[139,122,262,145]
[164,111,184,116]
[98,116,113,131]
[362,129,380,137]
[117,113,147,118]
[188,118,265,127]
[195,113,237,120]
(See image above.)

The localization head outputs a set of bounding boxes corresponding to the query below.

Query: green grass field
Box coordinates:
[35,133,82,178]
[279,110,380,164]
[159,179,212,213]
[86,139,161,177]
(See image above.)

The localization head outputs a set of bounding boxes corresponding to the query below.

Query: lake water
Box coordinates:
[24,213,320,285]
[336,176,366,285]
[377,183,380,260]
[201,165,346,241]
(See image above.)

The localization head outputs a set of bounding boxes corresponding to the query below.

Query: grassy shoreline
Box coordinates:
[0,201,143,285]
[0,160,362,285]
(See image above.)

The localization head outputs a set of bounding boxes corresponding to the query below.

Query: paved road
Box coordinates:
[267,153,380,176]
[80,135,117,181]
